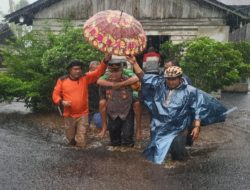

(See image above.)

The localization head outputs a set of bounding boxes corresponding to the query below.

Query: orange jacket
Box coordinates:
[52,62,107,118]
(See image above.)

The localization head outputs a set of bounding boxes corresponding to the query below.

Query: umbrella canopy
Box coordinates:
[83,10,147,56]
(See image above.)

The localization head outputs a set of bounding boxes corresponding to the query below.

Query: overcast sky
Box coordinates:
[0,0,37,15]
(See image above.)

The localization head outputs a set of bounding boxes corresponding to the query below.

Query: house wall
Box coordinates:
[32,0,230,43]
[229,23,250,42]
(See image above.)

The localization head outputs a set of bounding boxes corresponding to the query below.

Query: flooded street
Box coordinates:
[0,92,250,190]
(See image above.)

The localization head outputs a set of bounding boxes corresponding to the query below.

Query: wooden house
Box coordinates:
[4,0,250,49]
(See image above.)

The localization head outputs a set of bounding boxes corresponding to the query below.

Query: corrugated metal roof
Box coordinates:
[216,0,250,5]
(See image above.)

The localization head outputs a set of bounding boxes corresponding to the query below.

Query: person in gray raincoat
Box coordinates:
[130,58,229,164]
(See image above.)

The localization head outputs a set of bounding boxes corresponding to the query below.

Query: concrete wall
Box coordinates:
[197,26,229,42]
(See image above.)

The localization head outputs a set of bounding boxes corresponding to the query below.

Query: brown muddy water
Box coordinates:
[0,92,250,190]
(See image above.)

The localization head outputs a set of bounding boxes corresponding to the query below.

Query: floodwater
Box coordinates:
[0,92,250,190]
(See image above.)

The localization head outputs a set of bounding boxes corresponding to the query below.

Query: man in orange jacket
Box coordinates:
[52,56,110,148]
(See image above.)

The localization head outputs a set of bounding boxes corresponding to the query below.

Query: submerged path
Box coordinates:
[0,92,249,190]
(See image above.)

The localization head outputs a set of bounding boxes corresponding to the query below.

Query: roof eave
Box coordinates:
[202,0,250,19]
[4,0,62,25]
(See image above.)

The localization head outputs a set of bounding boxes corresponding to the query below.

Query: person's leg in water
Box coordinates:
[121,108,135,147]
[133,100,142,140]
[108,115,122,146]
[98,98,107,138]
[186,126,194,146]
[75,116,88,148]
[64,117,76,146]
[170,132,188,161]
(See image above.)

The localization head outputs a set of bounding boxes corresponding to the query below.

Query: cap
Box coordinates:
[108,63,123,72]
[66,60,83,70]
[164,66,183,78]
[108,55,127,65]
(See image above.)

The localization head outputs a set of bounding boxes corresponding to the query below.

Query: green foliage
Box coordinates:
[228,41,250,79]
[0,73,29,102]
[160,41,184,61]
[160,37,247,92]
[181,37,243,92]
[0,25,103,112]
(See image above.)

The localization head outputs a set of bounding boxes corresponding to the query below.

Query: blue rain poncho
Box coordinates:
[141,74,228,164]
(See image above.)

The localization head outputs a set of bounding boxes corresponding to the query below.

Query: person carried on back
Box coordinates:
[97,55,140,147]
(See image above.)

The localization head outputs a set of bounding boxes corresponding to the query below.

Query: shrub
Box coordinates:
[0,73,29,102]
[229,41,250,80]
[160,41,184,61]
[160,37,247,92]
[0,25,103,112]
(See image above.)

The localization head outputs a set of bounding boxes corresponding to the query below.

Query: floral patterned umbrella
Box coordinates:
[83,10,147,56]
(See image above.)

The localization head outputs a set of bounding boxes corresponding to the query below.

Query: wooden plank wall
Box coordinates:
[32,0,228,43]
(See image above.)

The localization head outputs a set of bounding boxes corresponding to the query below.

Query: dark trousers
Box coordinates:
[170,133,188,160]
[108,109,134,147]
[186,126,194,146]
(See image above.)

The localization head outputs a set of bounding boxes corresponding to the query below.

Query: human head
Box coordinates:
[107,55,126,81]
[164,66,183,89]
[164,59,179,70]
[108,55,126,72]
[67,60,83,79]
[89,61,100,71]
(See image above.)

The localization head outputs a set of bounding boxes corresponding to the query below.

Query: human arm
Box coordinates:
[52,79,72,107]
[97,71,139,89]
[126,56,144,80]
[191,120,201,140]
[113,75,139,89]
[190,88,203,140]
[86,54,111,84]
[52,79,63,105]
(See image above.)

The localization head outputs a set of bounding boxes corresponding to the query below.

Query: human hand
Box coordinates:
[126,55,137,65]
[97,129,106,138]
[103,54,112,64]
[191,126,200,141]
[112,82,123,89]
[131,81,141,91]
[62,100,71,107]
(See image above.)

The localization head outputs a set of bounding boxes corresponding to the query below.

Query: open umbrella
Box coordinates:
[83,10,147,56]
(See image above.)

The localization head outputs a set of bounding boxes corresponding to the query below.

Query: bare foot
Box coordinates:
[97,130,106,138]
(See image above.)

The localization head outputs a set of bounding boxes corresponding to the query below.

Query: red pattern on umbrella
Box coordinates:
[83,10,147,56]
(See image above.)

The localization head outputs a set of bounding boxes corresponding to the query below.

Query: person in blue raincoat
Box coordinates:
[129,57,228,164]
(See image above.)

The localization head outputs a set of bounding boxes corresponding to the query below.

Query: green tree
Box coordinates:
[229,41,250,81]
[160,41,184,62]
[0,25,103,112]
[160,37,247,92]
